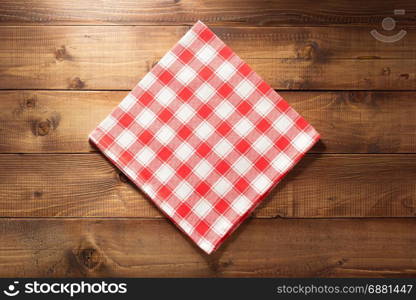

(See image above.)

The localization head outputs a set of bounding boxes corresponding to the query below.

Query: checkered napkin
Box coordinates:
[89,21,320,254]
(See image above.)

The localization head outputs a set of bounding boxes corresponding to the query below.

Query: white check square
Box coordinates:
[215,100,234,119]
[271,153,292,173]
[179,30,197,46]
[198,238,214,254]
[179,219,193,234]
[273,115,293,134]
[212,216,232,235]
[124,167,137,180]
[175,104,195,123]
[213,177,232,197]
[252,174,272,194]
[233,118,253,137]
[213,139,233,158]
[154,164,175,183]
[217,61,236,81]
[252,135,273,154]
[177,66,197,85]
[194,199,212,218]
[195,83,215,102]
[135,146,155,166]
[155,125,175,145]
[254,97,273,116]
[159,51,176,68]
[138,72,157,90]
[116,130,136,148]
[99,116,117,131]
[142,184,156,198]
[194,159,214,179]
[195,121,215,140]
[196,45,216,64]
[235,80,255,99]
[104,150,117,162]
[232,196,251,215]
[174,181,193,200]
[136,108,156,128]
[293,132,313,152]
[119,94,137,111]
[156,87,175,106]
[233,156,252,175]
[160,201,175,217]
[175,142,194,161]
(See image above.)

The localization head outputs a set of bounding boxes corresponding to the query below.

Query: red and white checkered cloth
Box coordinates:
[90,21,320,254]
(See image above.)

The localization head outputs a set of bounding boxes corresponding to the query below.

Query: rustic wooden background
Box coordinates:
[0,0,415,277]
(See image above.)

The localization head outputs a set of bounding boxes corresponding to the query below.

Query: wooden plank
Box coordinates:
[0,0,415,26]
[1,90,416,154]
[0,218,414,277]
[0,26,415,90]
[0,91,117,153]
[0,154,415,218]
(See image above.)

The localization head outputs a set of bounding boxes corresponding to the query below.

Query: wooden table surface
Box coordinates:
[0,0,415,277]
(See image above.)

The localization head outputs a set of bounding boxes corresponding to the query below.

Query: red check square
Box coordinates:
[90,21,320,254]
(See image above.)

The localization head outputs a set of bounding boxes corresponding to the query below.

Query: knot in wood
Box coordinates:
[79,247,102,270]
[382,67,391,76]
[118,172,129,183]
[33,191,43,198]
[69,77,85,89]
[300,43,316,60]
[37,120,51,136]
[54,45,70,61]
[25,97,37,108]
[400,73,410,80]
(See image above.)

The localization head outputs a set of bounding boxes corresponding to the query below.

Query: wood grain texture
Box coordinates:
[0,0,414,26]
[0,1,415,279]
[0,154,414,218]
[1,26,416,90]
[1,90,416,154]
[0,218,414,277]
